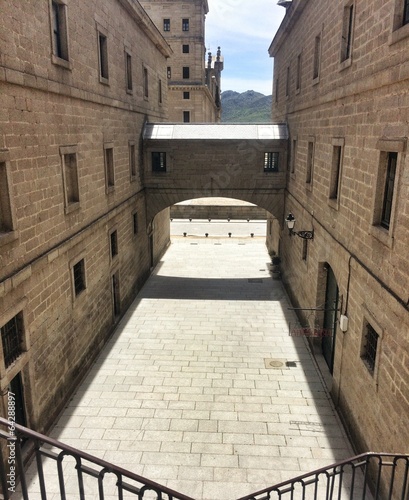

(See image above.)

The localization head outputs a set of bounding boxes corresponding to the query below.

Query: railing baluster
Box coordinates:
[15,435,29,500]
[35,439,48,500]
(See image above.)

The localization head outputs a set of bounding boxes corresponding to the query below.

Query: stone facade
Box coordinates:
[139,0,223,123]
[269,0,409,464]
[0,0,171,433]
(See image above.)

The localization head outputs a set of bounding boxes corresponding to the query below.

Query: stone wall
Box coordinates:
[0,0,171,433]
[270,0,409,459]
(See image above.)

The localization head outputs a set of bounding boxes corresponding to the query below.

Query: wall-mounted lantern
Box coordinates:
[285,213,314,240]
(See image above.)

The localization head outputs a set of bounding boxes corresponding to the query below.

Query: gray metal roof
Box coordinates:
[143,123,288,141]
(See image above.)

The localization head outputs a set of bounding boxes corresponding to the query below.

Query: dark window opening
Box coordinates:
[362,323,379,373]
[183,111,190,123]
[404,0,409,25]
[105,147,114,187]
[152,152,167,172]
[264,152,279,172]
[182,44,190,53]
[130,144,136,177]
[110,230,118,258]
[183,91,190,100]
[98,32,109,80]
[330,145,342,199]
[1,314,24,368]
[381,152,397,229]
[167,67,171,79]
[133,212,138,235]
[52,1,68,60]
[341,4,354,62]
[163,18,170,31]
[126,53,132,91]
[73,259,86,296]
[0,161,14,232]
[313,35,321,79]
[183,66,190,79]
[144,67,149,98]
[182,18,189,31]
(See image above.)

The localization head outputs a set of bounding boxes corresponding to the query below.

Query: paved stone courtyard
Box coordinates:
[20,234,355,499]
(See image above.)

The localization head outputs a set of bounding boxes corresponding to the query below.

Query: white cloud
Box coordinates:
[205,0,285,94]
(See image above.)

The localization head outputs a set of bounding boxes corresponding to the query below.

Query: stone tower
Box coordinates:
[140,0,223,122]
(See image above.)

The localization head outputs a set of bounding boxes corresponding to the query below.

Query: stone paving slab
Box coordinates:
[17,237,356,500]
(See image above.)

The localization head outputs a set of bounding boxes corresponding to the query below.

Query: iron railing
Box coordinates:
[0,416,408,500]
[236,453,409,500]
[0,417,195,500]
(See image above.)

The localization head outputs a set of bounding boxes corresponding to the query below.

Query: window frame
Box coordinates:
[129,141,136,180]
[109,228,118,261]
[370,138,405,246]
[143,66,149,98]
[306,138,315,188]
[132,211,139,236]
[60,145,80,213]
[151,152,167,173]
[290,138,297,176]
[296,53,302,93]
[182,18,189,31]
[49,0,71,68]
[70,256,87,300]
[163,18,170,32]
[182,66,190,79]
[340,2,355,66]
[0,150,18,245]
[328,138,345,208]
[104,142,115,192]
[313,33,322,83]
[183,111,190,123]
[97,26,109,84]
[182,44,190,54]
[263,152,280,173]
[390,0,409,44]
[183,91,190,100]
[1,313,25,369]
[360,310,383,386]
[125,50,133,93]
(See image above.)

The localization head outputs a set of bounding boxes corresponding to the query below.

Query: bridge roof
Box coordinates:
[143,123,288,141]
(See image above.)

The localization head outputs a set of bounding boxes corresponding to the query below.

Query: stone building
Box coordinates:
[139,0,223,123]
[0,0,172,433]
[269,0,409,459]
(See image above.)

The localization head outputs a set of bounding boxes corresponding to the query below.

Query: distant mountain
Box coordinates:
[221,90,272,123]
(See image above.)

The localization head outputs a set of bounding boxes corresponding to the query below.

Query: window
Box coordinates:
[302,239,308,261]
[144,67,149,98]
[275,78,279,103]
[296,54,302,91]
[98,31,109,81]
[159,79,163,104]
[182,18,189,31]
[329,143,343,200]
[163,18,170,31]
[405,0,409,25]
[129,142,136,178]
[1,313,24,369]
[341,4,354,63]
[152,152,167,172]
[183,67,190,79]
[0,157,15,235]
[183,91,190,100]
[167,67,171,79]
[110,230,118,258]
[380,152,397,229]
[291,139,297,174]
[60,146,79,211]
[182,44,190,53]
[361,323,379,374]
[313,34,321,80]
[285,66,290,97]
[104,144,115,190]
[133,212,138,235]
[183,111,190,123]
[51,0,69,62]
[125,52,132,92]
[264,152,279,172]
[306,141,314,184]
[73,259,86,296]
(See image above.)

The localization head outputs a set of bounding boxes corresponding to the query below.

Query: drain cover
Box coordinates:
[264,358,287,369]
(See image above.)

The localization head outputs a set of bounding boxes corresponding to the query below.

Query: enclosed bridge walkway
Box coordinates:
[142,123,288,225]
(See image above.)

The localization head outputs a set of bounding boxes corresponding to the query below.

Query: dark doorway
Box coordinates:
[322,265,339,373]
[9,372,27,427]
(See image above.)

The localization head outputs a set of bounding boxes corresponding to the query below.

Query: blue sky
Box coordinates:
[205,0,286,95]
